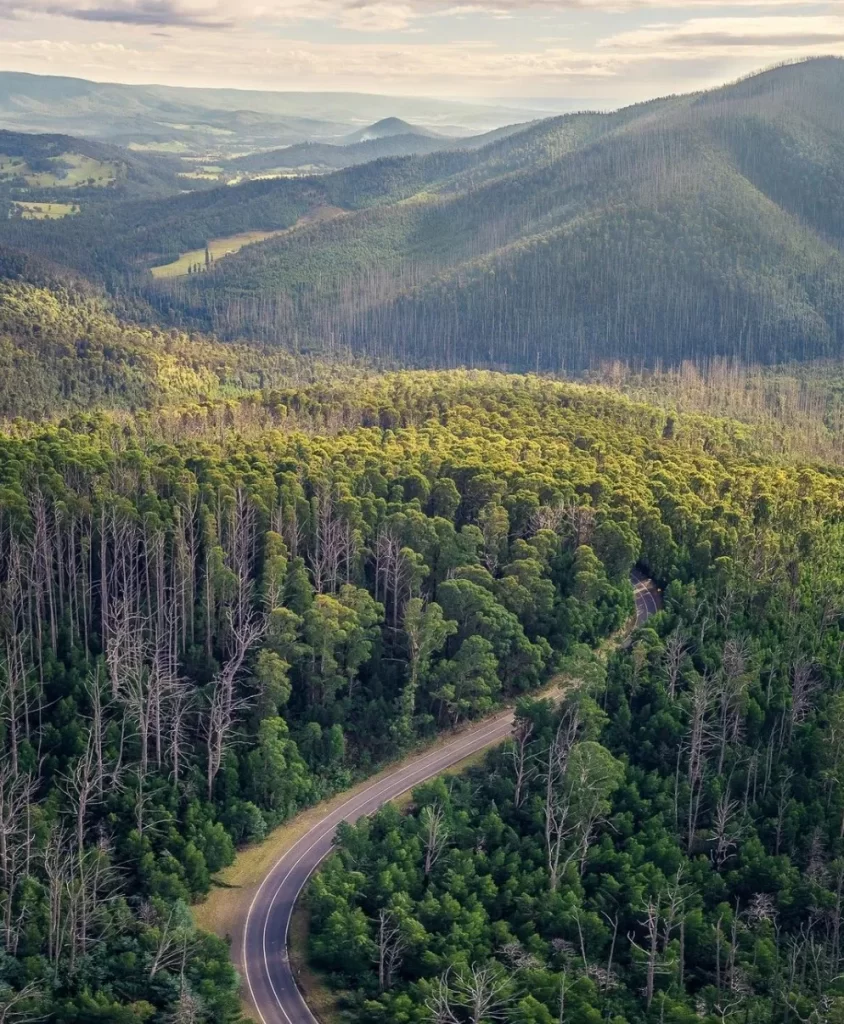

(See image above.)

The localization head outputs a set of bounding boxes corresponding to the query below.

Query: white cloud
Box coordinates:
[2,0,844,99]
[602,15,844,58]
[4,0,844,34]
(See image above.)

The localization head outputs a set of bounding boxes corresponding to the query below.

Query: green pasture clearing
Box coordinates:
[0,156,26,179]
[150,230,288,279]
[151,209,345,279]
[128,140,190,154]
[11,201,78,220]
[0,153,120,188]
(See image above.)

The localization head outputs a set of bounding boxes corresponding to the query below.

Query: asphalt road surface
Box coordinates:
[631,569,662,626]
[242,572,661,1024]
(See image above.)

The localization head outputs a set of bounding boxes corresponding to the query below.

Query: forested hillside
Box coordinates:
[178,58,844,370]
[4,55,844,1024]
[3,59,843,370]
[0,248,357,418]
[2,348,842,1019]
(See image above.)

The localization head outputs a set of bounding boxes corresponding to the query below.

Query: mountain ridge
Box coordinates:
[3,59,844,371]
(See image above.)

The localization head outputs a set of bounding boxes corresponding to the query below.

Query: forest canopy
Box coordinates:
[0,357,841,1020]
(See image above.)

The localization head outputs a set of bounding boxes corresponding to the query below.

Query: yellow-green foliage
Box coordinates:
[0,279,357,418]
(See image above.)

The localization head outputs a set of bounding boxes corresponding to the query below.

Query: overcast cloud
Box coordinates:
[0,0,842,102]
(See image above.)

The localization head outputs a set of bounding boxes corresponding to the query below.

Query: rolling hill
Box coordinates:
[0,72,536,156]
[341,117,439,145]
[226,121,533,175]
[0,130,187,210]
[4,59,844,372]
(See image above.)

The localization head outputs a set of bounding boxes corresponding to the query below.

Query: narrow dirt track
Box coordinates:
[241,574,661,1024]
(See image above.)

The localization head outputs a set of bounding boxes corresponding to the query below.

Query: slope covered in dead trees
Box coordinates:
[3,60,844,371]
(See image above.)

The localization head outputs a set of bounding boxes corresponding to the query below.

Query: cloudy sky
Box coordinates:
[0,0,842,104]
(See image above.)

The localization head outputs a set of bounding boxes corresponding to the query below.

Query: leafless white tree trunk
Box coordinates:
[376,909,406,991]
[421,803,450,877]
[510,717,535,809]
[543,705,580,891]
[205,609,266,799]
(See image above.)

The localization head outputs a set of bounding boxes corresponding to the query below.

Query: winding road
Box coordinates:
[241,573,661,1024]
[631,569,662,627]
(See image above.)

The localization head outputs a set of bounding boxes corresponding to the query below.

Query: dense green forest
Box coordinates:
[3,59,844,372]
[307,433,844,1023]
[4,57,844,1024]
[4,309,843,1020]
[0,255,366,419]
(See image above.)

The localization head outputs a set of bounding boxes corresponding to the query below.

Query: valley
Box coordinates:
[2,60,843,372]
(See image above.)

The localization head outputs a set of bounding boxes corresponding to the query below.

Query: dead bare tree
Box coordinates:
[545,500,597,547]
[147,906,193,979]
[0,762,37,954]
[662,632,688,700]
[0,624,29,779]
[170,988,203,1024]
[716,638,750,774]
[454,964,511,1024]
[628,896,676,1009]
[425,964,511,1024]
[421,804,451,877]
[0,982,45,1024]
[309,488,356,596]
[375,528,415,629]
[683,673,717,852]
[59,729,112,855]
[710,794,749,868]
[498,942,543,972]
[790,660,820,745]
[425,972,459,1024]
[601,912,619,997]
[43,826,68,966]
[509,717,536,809]
[557,968,575,1023]
[376,909,406,991]
[543,704,581,891]
[166,679,196,787]
[65,837,121,971]
[205,609,267,799]
[775,766,795,857]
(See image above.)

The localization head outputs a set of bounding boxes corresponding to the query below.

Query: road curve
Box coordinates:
[242,572,661,1024]
[631,569,662,627]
